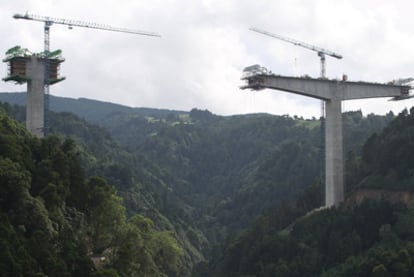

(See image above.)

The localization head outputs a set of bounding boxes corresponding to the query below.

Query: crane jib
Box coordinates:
[13,13,161,37]
[249,27,342,60]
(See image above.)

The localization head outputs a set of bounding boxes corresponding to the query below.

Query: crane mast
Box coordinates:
[249,27,342,78]
[13,12,161,136]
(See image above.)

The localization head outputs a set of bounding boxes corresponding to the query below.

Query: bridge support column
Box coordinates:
[241,73,411,207]
[325,98,344,207]
[26,56,45,138]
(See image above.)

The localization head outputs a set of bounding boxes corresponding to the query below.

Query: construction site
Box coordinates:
[242,28,413,207]
[3,46,65,137]
[2,12,160,138]
[2,14,414,207]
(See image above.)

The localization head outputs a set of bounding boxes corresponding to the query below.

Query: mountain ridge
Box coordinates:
[0,92,186,123]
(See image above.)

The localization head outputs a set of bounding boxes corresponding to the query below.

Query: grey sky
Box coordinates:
[1,0,414,117]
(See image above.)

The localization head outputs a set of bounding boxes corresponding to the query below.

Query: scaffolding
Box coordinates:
[3,46,65,85]
[3,45,65,137]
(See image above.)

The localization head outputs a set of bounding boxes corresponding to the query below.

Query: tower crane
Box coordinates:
[249,27,342,78]
[13,12,161,135]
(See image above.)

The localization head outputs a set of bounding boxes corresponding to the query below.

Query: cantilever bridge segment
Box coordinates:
[241,69,412,207]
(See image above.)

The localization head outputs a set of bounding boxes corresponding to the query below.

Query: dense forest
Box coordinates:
[0,108,184,276]
[1,93,412,276]
[207,107,414,276]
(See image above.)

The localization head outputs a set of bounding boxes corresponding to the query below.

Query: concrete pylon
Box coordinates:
[241,74,411,207]
[3,51,65,138]
[26,56,45,137]
[325,98,343,206]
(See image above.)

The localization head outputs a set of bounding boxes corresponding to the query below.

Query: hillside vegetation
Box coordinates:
[0,95,401,275]
[207,108,414,277]
[0,108,185,277]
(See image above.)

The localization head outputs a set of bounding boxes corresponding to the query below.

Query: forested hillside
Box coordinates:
[348,107,414,192]
[0,108,185,276]
[0,96,398,275]
[208,199,414,276]
[207,107,414,277]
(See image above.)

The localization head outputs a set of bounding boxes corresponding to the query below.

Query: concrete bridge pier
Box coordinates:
[26,56,45,137]
[241,71,412,207]
[3,51,65,138]
[325,98,343,206]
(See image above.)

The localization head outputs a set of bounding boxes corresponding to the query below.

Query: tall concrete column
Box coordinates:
[26,56,45,138]
[324,98,343,206]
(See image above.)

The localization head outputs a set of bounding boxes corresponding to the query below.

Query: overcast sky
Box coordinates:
[1,0,414,118]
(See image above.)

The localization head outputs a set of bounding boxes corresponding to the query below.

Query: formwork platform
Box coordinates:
[2,46,66,138]
[3,55,65,85]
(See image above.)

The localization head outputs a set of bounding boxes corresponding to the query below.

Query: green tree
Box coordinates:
[86,177,126,254]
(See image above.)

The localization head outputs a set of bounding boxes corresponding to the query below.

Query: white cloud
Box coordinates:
[1,0,414,117]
